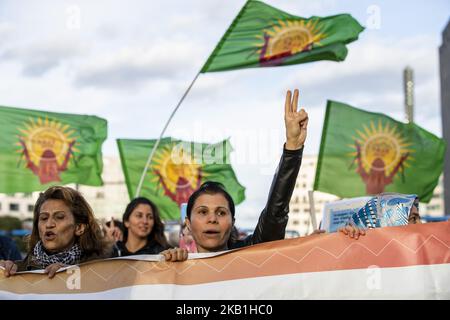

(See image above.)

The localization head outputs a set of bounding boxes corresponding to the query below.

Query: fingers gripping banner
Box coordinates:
[1,222,449,299]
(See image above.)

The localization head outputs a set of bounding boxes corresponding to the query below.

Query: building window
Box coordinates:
[292,208,300,213]
[23,193,32,198]
[28,205,34,212]
[96,192,105,199]
[293,220,299,225]
[9,203,19,211]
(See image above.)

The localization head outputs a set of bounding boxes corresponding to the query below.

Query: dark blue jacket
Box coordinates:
[0,235,22,261]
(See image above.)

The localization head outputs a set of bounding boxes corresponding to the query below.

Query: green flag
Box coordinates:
[314,101,446,203]
[117,137,246,220]
[201,0,364,73]
[0,105,107,193]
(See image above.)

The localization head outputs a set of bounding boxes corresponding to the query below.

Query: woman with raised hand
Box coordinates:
[162,89,308,261]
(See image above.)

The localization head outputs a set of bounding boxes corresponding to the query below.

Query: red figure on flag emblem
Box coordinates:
[18,117,77,184]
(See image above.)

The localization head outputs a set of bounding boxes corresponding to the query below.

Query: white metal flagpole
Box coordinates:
[308,190,318,231]
[134,71,201,197]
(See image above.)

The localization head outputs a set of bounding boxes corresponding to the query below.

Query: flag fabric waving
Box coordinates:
[0,105,107,193]
[314,100,446,202]
[117,137,245,220]
[201,0,364,73]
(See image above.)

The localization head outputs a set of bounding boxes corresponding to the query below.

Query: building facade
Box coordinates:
[287,155,338,236]
[440,20,450,216]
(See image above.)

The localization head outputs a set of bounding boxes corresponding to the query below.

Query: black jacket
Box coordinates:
[230,146,303,249]
[112,240,168,257]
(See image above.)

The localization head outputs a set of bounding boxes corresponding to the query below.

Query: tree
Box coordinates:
[0,215,22,231]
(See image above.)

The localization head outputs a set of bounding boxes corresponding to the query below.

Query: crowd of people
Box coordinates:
[0,89,425,278]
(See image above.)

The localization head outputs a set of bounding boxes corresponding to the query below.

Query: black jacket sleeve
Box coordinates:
[231,145,303,249]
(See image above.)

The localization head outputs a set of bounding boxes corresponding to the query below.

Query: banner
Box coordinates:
[1,222,448,299]
[321,196,371,232]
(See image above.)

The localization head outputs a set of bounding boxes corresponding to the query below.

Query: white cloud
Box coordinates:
[1,37,88,76]
[269,0,338,16]
[0,22,13,43]
[283,34,441,133]
[287,34,437,87]
[74,40,206,89]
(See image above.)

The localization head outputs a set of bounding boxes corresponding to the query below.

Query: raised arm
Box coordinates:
[59,140,76,171]
[355,140,368,181]
[240,89,307,247]
[19,139,39,174]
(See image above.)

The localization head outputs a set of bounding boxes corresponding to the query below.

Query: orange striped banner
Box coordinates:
[1,221,449,299]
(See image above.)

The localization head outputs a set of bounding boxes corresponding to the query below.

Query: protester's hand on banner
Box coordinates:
[0,260,18,277]
[338,225,366,240]
[161,247,188,262]
[284,89,308,150]
[44,263,66,279]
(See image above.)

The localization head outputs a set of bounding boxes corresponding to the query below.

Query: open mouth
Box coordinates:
[44,231,56,240]
[203,230,220,236]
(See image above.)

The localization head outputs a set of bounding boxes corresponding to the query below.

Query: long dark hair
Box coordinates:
[28,186,108,258]
[122,197,169,249]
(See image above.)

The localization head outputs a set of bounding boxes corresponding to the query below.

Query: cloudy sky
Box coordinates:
[0,0,449,226]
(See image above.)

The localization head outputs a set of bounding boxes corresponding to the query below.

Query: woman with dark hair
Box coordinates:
[162,89,307,260]
[110,197,170,257]
[0,186,111,278]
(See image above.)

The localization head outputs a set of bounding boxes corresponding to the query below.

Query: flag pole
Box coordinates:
[134,0,251,197]
[135,71,201,197]
[308,190,318,231]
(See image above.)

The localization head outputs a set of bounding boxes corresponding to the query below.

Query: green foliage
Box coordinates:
[0,215,22,231]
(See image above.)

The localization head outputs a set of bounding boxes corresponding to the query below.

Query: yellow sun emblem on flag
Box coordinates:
[17,117,78,166]
[256,19,326,58]
[349,120,415,175]
[151,143,203,194]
